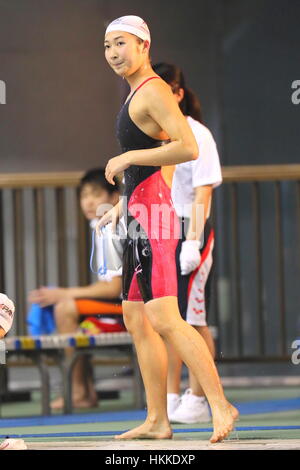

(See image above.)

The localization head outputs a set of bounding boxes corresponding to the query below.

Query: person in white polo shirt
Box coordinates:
[154,63,222,424]
[0,293,15,338]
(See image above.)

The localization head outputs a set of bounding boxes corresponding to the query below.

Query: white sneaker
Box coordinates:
[167,393,180,417]
[169,389,211,424]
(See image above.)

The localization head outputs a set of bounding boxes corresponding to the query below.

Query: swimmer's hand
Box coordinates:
[96,209,115,237]
[180,240,201,275]
[105,154,130,185]
[96,201,123,237]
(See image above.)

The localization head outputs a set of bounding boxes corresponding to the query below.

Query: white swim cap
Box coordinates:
[0,293,15,334]
[105,15,151,44]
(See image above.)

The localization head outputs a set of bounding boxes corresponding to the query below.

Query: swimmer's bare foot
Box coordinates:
[115,418,172,440]
[210,402,239,443]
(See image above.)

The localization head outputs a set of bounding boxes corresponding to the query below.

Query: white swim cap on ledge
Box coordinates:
[0,293,15,334]
[105,15,151,44]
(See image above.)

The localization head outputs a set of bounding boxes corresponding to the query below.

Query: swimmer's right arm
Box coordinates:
[104,81,199,185]
[127,80,199,166]
[96,199,123,236]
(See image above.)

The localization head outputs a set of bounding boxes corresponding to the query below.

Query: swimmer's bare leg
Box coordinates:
[115,301,172,440]
[145,297,239,443]
[188,325,216,397]
[165,339,182,394]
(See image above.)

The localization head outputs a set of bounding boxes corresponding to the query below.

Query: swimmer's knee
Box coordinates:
[122,302,145,334]
[144,297,180,336]
[122,310,136,333]
[145,310,173,337]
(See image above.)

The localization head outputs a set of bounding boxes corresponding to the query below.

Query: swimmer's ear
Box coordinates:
[142,40,150,54]
[178,88,185,103]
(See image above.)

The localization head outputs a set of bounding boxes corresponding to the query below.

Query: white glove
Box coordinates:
[0,293,15,335]
[180,240,201,275]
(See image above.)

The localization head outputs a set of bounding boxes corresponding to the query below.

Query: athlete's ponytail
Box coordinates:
[153,62,204,124]
[180,86,203,124]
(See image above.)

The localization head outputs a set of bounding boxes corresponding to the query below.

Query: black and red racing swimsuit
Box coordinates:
[116,77,180,302]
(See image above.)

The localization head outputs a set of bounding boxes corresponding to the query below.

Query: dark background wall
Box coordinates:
[0,0,299,172]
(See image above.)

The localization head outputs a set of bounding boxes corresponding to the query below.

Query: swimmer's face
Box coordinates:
[104,31,150,77]
[0,327,6,338]
[80,184,118,220]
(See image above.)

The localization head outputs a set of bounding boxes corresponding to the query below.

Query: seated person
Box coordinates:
[0,293,15,338]
[28,168,124,409]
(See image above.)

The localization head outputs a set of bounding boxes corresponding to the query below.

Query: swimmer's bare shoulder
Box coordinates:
[142,78,181,118]
[141,78,198,152]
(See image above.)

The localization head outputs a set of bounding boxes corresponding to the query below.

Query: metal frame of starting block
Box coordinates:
[2,332,144,415]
